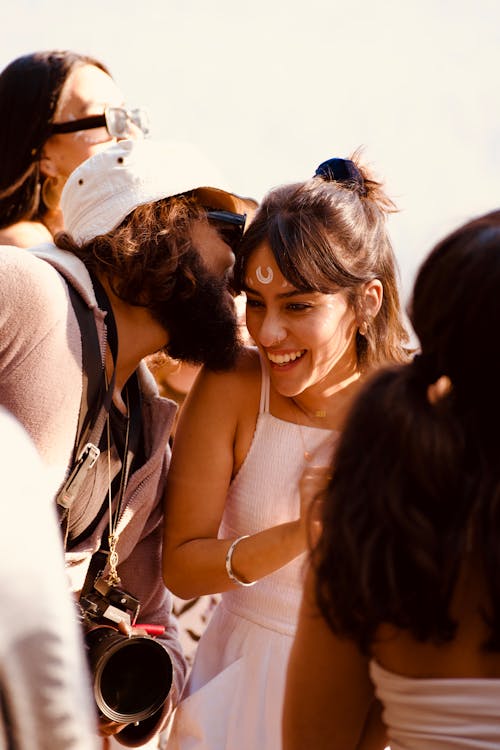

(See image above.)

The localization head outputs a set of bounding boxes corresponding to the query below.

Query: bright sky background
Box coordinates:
[3,0,500,301]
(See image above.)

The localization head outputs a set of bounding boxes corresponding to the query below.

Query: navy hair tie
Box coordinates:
[314,157,366,195]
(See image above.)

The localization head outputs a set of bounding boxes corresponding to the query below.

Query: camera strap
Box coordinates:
[57,273,144,608]
[56,274,118,531]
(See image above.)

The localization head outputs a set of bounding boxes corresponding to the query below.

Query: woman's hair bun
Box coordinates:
[314,157,367,196]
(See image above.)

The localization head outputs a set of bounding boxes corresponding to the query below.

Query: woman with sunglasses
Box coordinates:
[162,155,410,750]
[0,50,148,248]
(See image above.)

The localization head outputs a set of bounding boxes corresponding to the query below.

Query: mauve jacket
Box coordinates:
[0,243,186,747]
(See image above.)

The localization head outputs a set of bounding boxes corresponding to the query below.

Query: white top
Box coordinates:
[370,660,500,749]
[166,355,338,750]
[219,357,337,636]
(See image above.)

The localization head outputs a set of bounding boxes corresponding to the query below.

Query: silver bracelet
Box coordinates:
[225,535,256,587]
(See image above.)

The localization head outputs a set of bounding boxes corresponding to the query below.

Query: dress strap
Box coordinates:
[258,351,270,414]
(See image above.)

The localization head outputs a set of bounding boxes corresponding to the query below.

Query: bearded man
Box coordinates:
[0,138,255,748]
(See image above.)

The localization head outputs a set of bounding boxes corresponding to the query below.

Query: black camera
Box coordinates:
[79,575,172,727]
[80,575,141,626]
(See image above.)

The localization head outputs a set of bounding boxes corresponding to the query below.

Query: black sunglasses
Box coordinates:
[206,209,247,252]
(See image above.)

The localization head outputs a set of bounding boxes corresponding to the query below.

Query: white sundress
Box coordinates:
[166,359,337,750]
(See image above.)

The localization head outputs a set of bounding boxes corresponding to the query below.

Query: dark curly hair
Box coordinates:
[55,194,206,307]
[0,50,110,228]
[313,209,500,653]
[232,152,409,370]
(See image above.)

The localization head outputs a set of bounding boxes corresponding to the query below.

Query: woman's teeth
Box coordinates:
[267,350,305,365]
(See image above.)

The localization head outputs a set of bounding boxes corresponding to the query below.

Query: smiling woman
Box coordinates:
[242,242,366,404]
[162,153,410,750]
[0,50,147,248]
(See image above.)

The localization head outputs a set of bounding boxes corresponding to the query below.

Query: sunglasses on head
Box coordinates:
[206,209,247,252]
[50,105,150,139]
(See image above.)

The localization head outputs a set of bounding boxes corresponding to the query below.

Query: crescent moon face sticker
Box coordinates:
[256,265,274,284]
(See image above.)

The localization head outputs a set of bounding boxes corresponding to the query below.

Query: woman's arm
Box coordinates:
[283,567,383,750]
[356,700,388,750]
[162,352,309,599]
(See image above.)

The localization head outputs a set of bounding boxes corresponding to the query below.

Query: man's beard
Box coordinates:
[151,251,242,370]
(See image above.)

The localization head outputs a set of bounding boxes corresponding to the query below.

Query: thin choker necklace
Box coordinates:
[292,398,328,421]
[291,371,362,422]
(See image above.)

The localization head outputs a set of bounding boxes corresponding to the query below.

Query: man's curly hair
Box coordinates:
[55,194,206,307]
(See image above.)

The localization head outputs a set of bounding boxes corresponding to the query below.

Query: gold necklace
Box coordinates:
[105,376,131,587]
[290,398,333,463]
[291,370,363,427]
[297,423,314,462]
[291,396,328,422]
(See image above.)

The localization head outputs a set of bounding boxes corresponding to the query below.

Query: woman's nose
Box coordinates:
[257,313,286,348]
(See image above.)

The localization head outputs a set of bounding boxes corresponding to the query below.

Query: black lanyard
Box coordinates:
[63,274,142,549]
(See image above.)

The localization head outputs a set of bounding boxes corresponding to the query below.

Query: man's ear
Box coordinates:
[362,279,383,320]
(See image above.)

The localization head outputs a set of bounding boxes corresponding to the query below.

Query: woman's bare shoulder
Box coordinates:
[195,346,262,393]
[179,347,262,433]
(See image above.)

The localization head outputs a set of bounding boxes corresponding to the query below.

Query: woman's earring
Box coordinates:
[41,176,62,211]
[358,321,368,337]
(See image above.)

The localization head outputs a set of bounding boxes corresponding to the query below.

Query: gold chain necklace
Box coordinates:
[105,378,131,587]
[291,396,328,423]
[290,398,334,463]
[290,370,363,435]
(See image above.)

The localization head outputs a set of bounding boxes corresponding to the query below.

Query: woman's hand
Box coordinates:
[299,435,335,544]
[299,464,331,545]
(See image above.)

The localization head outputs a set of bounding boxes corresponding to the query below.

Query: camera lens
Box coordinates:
[85,626,172,724]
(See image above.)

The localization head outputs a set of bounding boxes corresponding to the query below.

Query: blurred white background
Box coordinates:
[3,0,500,300]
